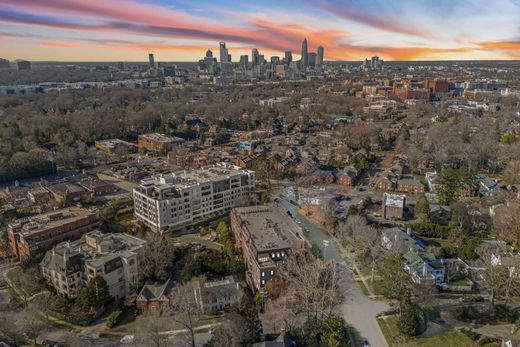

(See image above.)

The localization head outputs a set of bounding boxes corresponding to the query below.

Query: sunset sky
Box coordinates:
[0,0,519,62]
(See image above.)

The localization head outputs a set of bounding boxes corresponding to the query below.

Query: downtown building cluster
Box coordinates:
[197,38,325,80]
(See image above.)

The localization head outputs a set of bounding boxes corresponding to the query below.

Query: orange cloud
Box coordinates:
[40,41,82,48]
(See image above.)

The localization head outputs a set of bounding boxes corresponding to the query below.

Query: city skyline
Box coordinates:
[0,0,519,62]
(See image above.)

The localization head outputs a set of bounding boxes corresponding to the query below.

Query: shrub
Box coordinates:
[452,306,480,322]
[106,309,123,328]
[410,221,449,239]
[423,305,440,321]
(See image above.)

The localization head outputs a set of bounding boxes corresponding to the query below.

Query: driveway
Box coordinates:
[275,196,389,347]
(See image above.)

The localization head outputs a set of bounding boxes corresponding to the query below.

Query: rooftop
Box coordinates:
[139,133,184,143]
[384,193,406,208]
[233,205,303,253]
[9,207,97,239]
[136,163,253,199]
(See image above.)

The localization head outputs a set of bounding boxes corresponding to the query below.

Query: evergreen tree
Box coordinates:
[76,276,111,309]
[321,314,350,347]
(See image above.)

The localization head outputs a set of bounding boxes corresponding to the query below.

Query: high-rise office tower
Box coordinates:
[148,53,155,68]
[308,52,316,67]
[252,48,259,66]
[371,56,380,70]
[219,42,229,63]
[271,56,281,64]
[227,54,232,63]
[258,55,265,65]
[240,55,249,69]
[206,49,213,58]
[284,51,292,64]
[317,46,324,67]
[301,38,308,68]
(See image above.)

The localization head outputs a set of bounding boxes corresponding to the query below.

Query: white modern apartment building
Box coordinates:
[133,163,255,231]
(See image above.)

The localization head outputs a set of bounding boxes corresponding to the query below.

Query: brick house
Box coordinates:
[397,178,425,194]
[136,279,175,314]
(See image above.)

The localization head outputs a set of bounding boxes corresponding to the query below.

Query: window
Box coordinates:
[261,272,265,277]
[270,270,274,275]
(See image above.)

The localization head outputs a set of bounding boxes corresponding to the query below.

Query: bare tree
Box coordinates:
[493,197,520,247]
[482,261,508,310]
[135,315,172,347]
[170,281,202,347]
[208,314,245,347]
[141,232,176,280]
[280,251,342,326]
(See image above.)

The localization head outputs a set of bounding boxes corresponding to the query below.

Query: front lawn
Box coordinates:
[377,315,473,347]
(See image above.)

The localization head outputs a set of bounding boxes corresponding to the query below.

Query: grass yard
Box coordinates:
[377,315,473,347]
[355,280,370,296]
[422,237,452,249]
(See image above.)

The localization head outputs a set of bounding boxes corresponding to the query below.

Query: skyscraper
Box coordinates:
[219,42,228,63]
[206,49,213,58]
[252,48,259,66]
[317,46,324,67]
[308,52,316,67]
[301,38,308,68]
[284,51,292,64]
[240,55,249,69]
[148,53,155,68]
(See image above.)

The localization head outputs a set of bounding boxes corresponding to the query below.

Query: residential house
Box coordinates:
[193,275,242,314]
[337,164,361,186]
[136,279,175,314]
[397,177,425,194]
[381,227,425,255]
[403,250,445,285]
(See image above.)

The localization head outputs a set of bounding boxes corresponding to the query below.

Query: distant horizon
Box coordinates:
[1,0,519,62]
[7,59,520,64]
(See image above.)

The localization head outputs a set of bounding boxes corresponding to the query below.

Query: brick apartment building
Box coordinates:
[8,207,99,260]
[396,178,425,194]
[393,86,431,101]
[425,79,450,94]
[95,139,137,155]
[138,133,185,153]
[382,193,406,220]
[230,205,305,293]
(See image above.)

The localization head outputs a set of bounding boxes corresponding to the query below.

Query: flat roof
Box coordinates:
[384,193,406,208]
[136,163,253,194]
[139,133,184,143]
[233,205,302,253]
[10,207,97,238]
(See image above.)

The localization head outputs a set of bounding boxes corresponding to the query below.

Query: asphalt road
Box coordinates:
[275,196,389,347]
